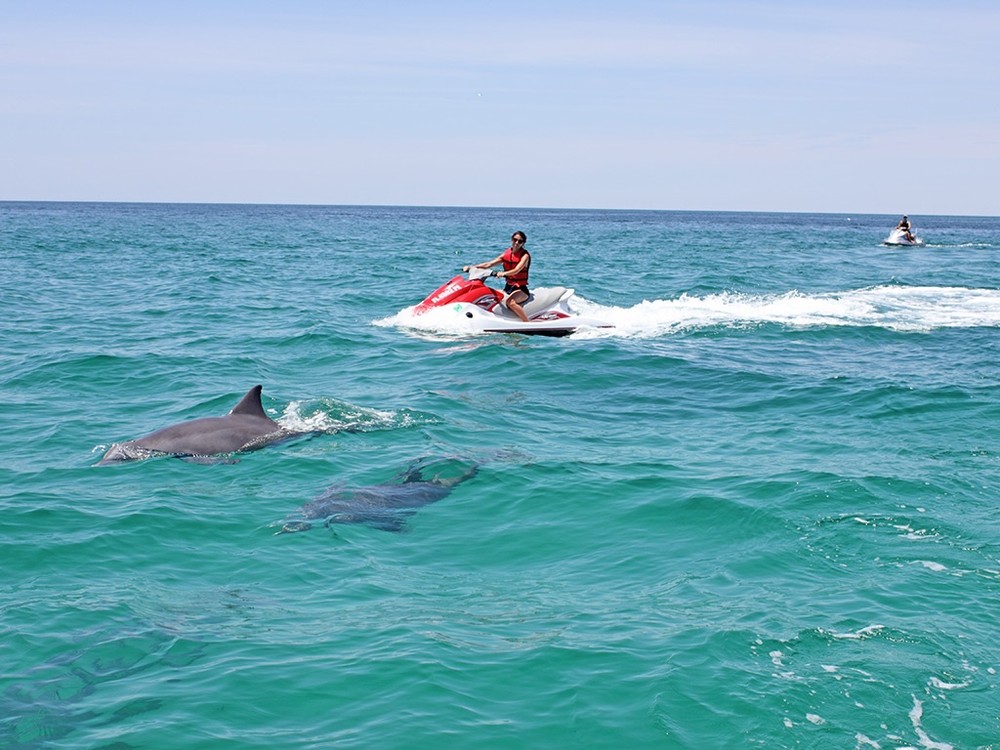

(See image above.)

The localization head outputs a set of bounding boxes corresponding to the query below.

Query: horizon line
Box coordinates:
[1,199,992,220]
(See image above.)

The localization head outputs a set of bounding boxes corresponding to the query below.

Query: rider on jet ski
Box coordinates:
[462,231,532,322]
[896,215,916,243]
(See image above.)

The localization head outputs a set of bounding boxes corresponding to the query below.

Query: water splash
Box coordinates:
[277,397,436,434]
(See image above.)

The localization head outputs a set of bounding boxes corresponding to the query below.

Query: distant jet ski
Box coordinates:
[412,268,613,337]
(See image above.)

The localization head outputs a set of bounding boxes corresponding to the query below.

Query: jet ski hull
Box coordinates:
[883,228,924,246]
[413,274,614,336]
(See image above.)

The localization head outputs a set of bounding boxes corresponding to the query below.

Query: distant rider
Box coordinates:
[462,231,532,322]
[896,215,916,243]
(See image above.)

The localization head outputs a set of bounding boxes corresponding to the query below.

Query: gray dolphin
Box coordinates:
[98,385,294,465]
[280,458,478,533]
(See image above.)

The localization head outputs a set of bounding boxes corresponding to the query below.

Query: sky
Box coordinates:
[2,0,998,215]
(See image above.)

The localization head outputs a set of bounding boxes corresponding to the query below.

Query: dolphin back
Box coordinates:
[281,457,479,533]
[399,457,479,488]
[98,385,287,464]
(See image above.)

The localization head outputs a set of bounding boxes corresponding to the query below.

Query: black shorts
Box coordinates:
[504,284,529,296]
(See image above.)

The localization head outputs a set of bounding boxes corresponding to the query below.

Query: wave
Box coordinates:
[377,284,1000,338]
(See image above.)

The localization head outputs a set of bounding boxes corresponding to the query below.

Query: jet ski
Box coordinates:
[883,227,924,246]
[412,268,614,337]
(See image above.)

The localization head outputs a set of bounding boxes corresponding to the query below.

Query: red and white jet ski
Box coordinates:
[413,268,614,337]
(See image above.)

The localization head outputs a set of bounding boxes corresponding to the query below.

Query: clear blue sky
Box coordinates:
[3,1,998,214]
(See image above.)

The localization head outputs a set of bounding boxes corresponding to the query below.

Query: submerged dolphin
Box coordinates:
[280,458,478,533]
[98,385,294,465]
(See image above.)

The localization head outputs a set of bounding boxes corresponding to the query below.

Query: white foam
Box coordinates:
[830,624,885,640]
[374,304,480,337]
[929,676,969,690]
[909,696,954,750]
[278,399,413,434]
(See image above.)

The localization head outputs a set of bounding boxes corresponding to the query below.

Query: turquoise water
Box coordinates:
[2,202,999,748]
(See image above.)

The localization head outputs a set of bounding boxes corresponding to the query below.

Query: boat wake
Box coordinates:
[574,284,1000,337]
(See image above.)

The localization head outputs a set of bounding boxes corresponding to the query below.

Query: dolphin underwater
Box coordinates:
[280,458,478,533]
[98,385,294,465]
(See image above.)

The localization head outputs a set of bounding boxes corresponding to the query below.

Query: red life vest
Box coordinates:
[502,247,530,287]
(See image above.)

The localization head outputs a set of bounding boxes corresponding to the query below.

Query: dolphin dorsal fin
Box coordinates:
[229,385,268,419]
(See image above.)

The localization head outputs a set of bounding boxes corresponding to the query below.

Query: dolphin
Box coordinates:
[98,385,294,465]
[280,458,478,533]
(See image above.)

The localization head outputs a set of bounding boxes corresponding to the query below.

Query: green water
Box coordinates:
[2,203,999,748]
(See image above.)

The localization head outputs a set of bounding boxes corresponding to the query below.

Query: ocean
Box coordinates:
[1,202,998,748]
